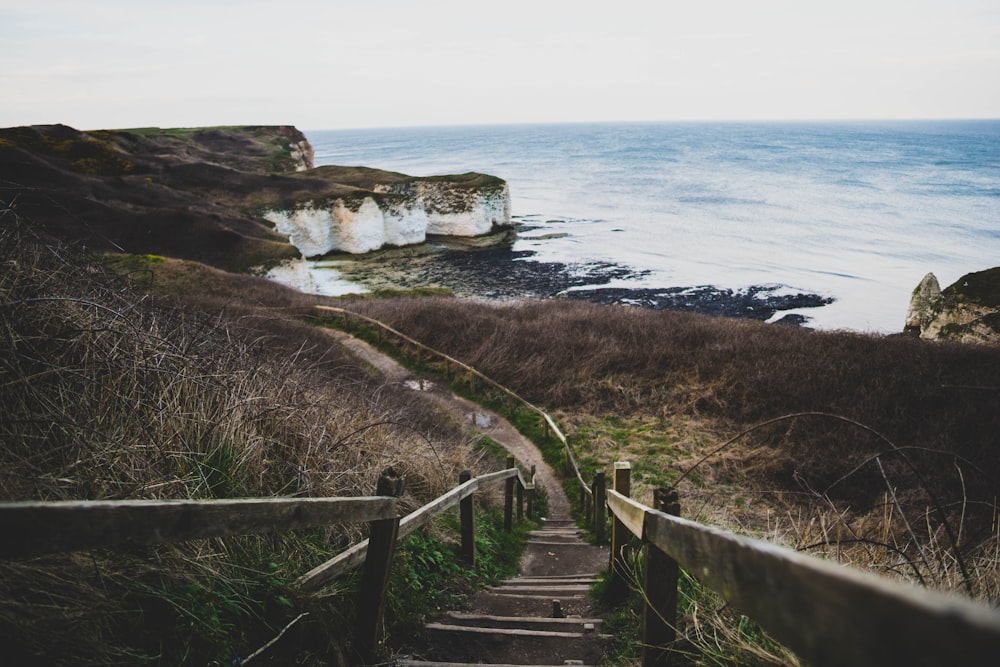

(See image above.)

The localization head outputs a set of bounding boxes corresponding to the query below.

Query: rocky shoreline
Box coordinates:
[329,227,834,325]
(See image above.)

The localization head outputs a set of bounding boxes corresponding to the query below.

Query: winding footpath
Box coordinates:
[326,329,610,665]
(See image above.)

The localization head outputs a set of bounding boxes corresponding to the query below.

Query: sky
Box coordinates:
[2,0,999,131]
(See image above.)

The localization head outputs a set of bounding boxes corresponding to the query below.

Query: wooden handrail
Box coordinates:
[606,489,645,538]
[0,496,397,559]
[296,468,521,591]
[606,486,1000,667]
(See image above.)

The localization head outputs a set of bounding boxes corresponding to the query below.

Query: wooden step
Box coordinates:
[490,584,592,595]
[478,591,588,601]
[539,519,577,526]
[500,577,598,586]
[527,536,586,544]
[400,661,597,667]
[466,591,595,617]
[442,611,602,633]
[422,623,606,665]
[512,574,601,580]
[519,543,609,577]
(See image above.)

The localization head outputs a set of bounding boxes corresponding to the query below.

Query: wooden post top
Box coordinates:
[376,467,405,498]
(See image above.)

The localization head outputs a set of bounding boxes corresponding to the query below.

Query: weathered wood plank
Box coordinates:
[593,471,606,544]
[515,468,534,491]
[296,468,516,591]
[355,469,405,665]
[608,463,634,603]
[0,496,396,559]
[295,538,369,590]
[398,476,482,540]
[643,508,1000,667]
[606,489,645,540]
[459,470,475,566]
[504,457,515,533]
[642,489,680,667]
[398,466,514,542]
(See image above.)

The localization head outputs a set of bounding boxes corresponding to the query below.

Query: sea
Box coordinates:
[305,121,1000,333]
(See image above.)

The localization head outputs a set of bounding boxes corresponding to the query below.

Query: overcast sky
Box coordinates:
[2,0,999,131]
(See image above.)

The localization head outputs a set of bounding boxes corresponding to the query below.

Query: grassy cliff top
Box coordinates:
[942,266,1000,305]
[0,123,507,271]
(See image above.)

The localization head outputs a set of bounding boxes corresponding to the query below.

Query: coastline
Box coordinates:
[278,224,835,326]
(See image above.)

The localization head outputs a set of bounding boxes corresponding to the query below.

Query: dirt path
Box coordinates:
[324,329,572,519]
[326,330,612,664]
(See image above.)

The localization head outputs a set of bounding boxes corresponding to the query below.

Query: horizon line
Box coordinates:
[302,117,1000,133]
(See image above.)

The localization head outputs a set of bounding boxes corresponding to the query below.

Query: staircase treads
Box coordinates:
[499,577,599,586]
[426,623,593,639]
[466,592,596,618]
[423,623,605,665]
[443,611,602,633]
[511,573,601,580]
[490,585,593,595]
[401,661,596,667]
[519,543,609,577]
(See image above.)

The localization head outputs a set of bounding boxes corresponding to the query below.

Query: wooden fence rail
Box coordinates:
[295,466,531,591]
[604,462,1000,667]
[0,496,397,559]
[1,463,534,665]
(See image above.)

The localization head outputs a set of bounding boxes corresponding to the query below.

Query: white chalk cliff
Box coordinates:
[903,267,1000,345]
[263,175,511,256]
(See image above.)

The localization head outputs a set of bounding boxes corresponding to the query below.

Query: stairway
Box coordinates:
[401,518,609,666]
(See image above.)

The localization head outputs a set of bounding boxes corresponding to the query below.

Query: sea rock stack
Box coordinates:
[904,272,941,336]
[904,268,1000,345]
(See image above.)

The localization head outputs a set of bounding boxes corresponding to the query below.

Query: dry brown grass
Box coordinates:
[342,296,1000,604]
[0,216,493,665]
[6,212,996,664]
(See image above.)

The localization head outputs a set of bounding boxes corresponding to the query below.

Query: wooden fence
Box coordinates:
[0,460,535,665]
[318,307,1000,665]
[601,461,1000,667]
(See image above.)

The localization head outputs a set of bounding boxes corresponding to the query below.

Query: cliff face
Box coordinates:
[0,124,509,268]
[264,174,511,255]
[904,268,1000,345]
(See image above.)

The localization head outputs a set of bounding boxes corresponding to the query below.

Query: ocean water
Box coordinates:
[306,121,1000,333]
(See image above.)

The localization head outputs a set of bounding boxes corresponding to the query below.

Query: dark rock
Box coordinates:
[561,285,832,322]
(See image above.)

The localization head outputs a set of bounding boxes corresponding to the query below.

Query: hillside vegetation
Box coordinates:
[342,297,1000,599]
[0,215,517,665]
[4,123,998,665]
[5,206,999,663]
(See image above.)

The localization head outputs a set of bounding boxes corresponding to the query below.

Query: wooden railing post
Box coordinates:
[643,488,680,667]
[589,478,597,530]
[608,462,632,602]
[526,465,535,519]
[504,456,515,533]
[594,471,606,544]
[516,476,524,523]
[459,469,475,567]
[354,467,404,665]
